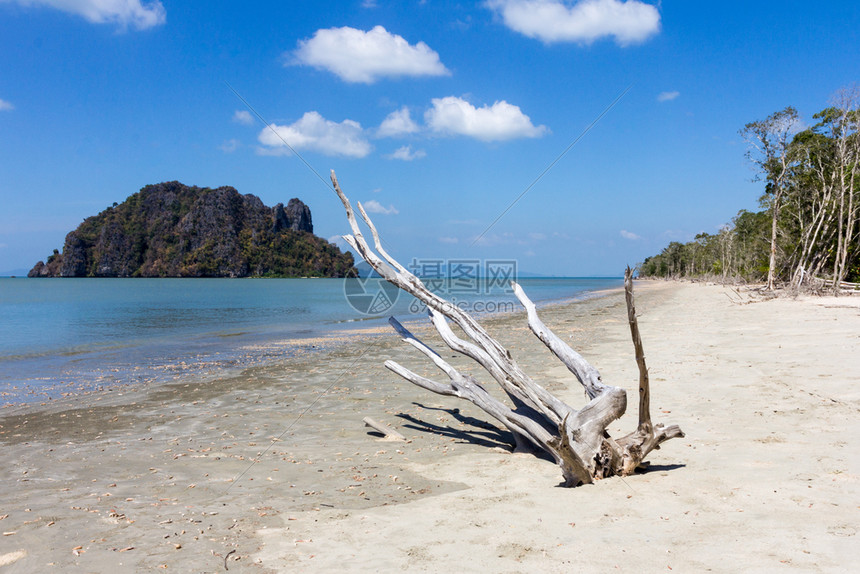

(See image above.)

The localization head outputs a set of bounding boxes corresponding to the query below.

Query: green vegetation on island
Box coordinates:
[639,87,859,289]
[28,181,356,278]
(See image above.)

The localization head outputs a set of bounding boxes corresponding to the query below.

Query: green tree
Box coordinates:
[740,107,801,289]
[813,88,860,289]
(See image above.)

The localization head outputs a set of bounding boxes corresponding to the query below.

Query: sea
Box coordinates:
[0,277,621,405]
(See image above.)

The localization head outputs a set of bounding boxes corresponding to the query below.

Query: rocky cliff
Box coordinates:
[29,182,355,278]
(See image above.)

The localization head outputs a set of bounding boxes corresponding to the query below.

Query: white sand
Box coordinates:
[256,282,860,572]
[1,282,857,572]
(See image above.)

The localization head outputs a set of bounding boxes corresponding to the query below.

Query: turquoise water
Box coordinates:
[0,277,621,404]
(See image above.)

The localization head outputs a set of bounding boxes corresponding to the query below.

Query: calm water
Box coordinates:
[0,277,621,404]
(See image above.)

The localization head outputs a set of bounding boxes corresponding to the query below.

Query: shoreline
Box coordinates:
[0,283,634,572]
[1,281,857,572]
[0,281,621,414]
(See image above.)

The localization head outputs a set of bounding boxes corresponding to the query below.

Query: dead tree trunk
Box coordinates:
[332,171,683,486]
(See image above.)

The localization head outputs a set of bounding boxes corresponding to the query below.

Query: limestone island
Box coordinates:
[28,181,356,278]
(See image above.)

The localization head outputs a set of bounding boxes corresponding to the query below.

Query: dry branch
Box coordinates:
[362,417,407,442]
[333,170,683,486]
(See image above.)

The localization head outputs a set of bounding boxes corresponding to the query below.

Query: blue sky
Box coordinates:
[1,1,858,276]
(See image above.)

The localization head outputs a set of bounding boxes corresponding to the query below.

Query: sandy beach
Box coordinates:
[0,281,857,573]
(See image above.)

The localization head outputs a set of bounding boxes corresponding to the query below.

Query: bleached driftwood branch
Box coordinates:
[333,170,683,486]
[362,417,407,442]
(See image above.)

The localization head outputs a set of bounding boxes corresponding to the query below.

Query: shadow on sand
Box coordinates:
[391,403,515,450]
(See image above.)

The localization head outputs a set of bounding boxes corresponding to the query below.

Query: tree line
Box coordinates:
[639,86,860,290]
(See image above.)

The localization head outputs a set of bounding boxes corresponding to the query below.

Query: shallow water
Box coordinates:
[0,277,620,403]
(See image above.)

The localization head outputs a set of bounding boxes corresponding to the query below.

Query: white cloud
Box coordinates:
[258,112,372,158]
[386,145,427,161]
[219,139,240,153]
[438,236,459,244]
[472,231,515,246]
[528,232,547,240]
[362,199,399,215]
[233,110,254,125]
[0,98,13,111]
[377,106,419,138]
[657,91,679,102]
[425,96,547,142]
[291,25,450,84]
[620,229,641,240]
[486,0,660,46]
[2,0,166,30]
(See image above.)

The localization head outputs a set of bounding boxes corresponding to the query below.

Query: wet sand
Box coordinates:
[0,282,858,572]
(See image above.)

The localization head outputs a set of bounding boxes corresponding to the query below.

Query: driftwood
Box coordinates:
[333,171,683,486]
[362,417,407,442]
